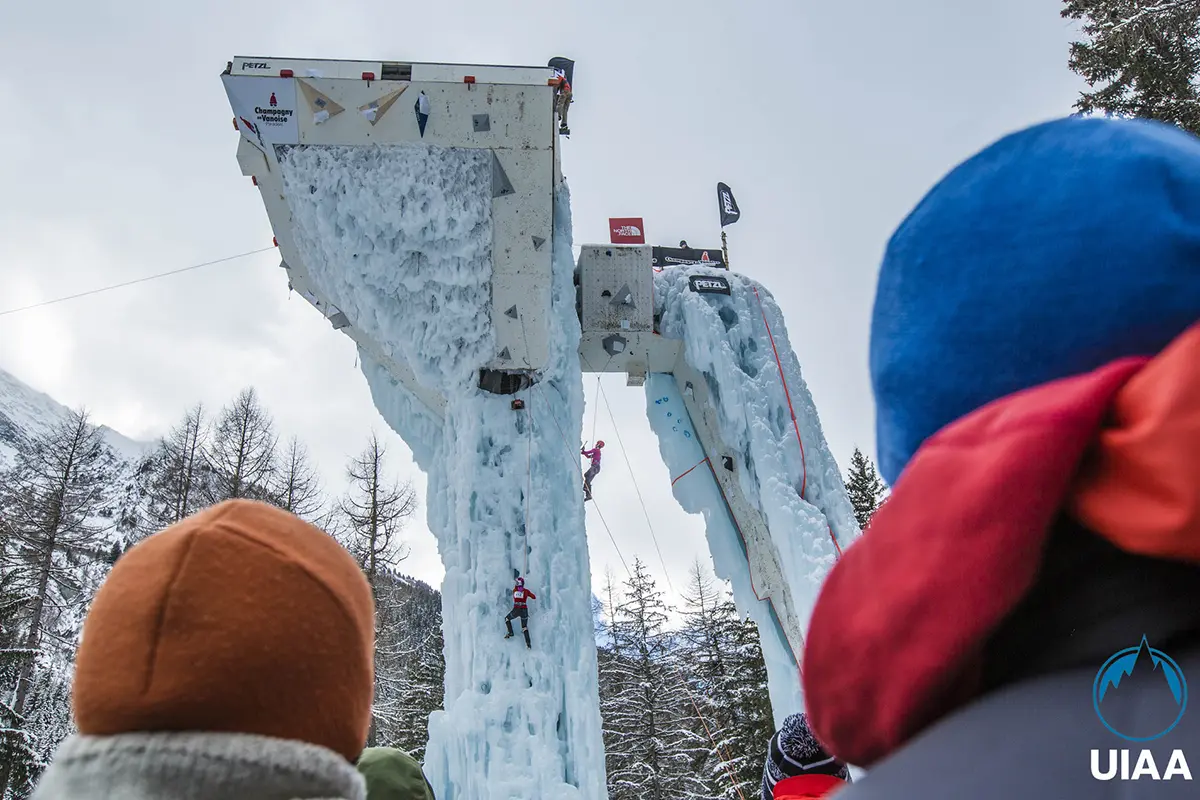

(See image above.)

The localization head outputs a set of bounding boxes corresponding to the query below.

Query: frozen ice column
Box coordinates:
[576,247,862,727]
[221,58,606,799]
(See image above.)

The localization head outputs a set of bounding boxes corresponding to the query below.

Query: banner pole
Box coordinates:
[721,230,730,271]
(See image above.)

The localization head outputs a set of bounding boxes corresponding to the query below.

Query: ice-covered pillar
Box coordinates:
[644,268,861,727]
[360,187,607,800]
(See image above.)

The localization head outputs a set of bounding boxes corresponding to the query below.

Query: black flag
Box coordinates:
[548,57,575,88]
[717,182,741,227]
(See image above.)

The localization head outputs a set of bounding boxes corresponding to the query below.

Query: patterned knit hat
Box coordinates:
[761,713,849,800]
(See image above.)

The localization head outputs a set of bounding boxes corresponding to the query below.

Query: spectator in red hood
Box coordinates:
[802,117,1200,798]
[762,712,849,799]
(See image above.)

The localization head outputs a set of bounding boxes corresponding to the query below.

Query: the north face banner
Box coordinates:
[652,246,726,269]
[609,217,645,244]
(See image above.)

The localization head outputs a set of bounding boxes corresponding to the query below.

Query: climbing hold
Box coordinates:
[511,398,525,411]
[491,153,515,197]
[473,114,491,132]
[360,86,408,126]
[505,305,519,320]
[414,91,430,136]
[532,236,546,251]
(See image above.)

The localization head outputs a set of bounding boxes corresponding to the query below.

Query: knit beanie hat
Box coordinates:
[871,116,1200,485]
[356,747,436,800]
[72,499,376,762]
[762,713,849,800]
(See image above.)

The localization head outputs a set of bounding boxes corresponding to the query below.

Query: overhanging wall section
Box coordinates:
[223,63,558,393]
[291,77,555,373]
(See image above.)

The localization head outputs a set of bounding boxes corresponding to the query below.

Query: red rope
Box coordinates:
[753,286,807,499]
[670,456,710,486]
[701,457,805,679]
[679,671,750,800]
[753,287,843,559]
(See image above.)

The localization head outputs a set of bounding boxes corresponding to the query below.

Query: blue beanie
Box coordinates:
[871,117,1200,485]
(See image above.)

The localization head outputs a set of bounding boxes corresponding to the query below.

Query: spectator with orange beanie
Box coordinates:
[32,499,376,799]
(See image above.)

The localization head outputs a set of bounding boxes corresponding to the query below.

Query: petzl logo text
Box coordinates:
[1090,636,1191,781]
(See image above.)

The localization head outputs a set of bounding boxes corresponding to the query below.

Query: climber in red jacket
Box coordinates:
[504,577,536,649]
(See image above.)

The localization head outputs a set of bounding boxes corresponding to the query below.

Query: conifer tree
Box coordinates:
[271,436,324,520]
[336,432,420,747]
[0,410,118,797]
[677,562,773,798]
[1063,0,1200,134]
[845,447,887,530]
[204,388,278,503]
[139,403,209,533]
[374,576,444,759]
[0,568,38,799]
[602,559,706,800]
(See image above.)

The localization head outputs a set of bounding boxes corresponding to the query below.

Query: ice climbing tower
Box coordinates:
[220,54,860,797]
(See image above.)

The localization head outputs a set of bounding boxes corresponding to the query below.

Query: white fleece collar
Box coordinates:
[32,731,366,800]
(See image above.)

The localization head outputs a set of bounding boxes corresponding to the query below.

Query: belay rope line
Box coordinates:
[0,246,276,318]
[534,383,749,800]
[525,390,533,577]
[533,387,631,577]
[752,287,843,559]
[588,352,615,445]
[594,379,674,593]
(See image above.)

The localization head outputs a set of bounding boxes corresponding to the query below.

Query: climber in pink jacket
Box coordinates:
[581,441,604,501]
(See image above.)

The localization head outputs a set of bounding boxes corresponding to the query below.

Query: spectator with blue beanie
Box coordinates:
[801,117,1200,798]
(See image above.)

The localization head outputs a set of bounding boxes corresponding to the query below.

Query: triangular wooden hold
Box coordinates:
[491,153,515,198]
[532,236,546,251]
[505,305,519,320]
[359,85,409,126]
[498,347,512,360]
[298,80,345,123]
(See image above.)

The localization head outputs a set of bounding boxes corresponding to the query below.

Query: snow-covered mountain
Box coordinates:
[0,367,150,471]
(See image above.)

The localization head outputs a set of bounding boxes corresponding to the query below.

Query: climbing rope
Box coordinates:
[594,379,674,594]
[525,389,533,577]
[587,353,615,444]
[0,247,275,318]
[752,287,843,559]
[533,387,632,577]
[671,456,710,487]
[536,385,754,799]
[681,680,751,800]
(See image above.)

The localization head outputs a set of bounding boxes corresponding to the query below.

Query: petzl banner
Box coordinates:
[689,275,732,295]
[717,182,741,227]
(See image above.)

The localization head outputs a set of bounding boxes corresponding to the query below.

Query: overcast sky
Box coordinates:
[0,1,1084,603]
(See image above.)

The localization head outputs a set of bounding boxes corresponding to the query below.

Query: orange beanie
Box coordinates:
[72,500,375,762]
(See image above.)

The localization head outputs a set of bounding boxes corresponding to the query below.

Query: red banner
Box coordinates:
[608,217,646,244]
